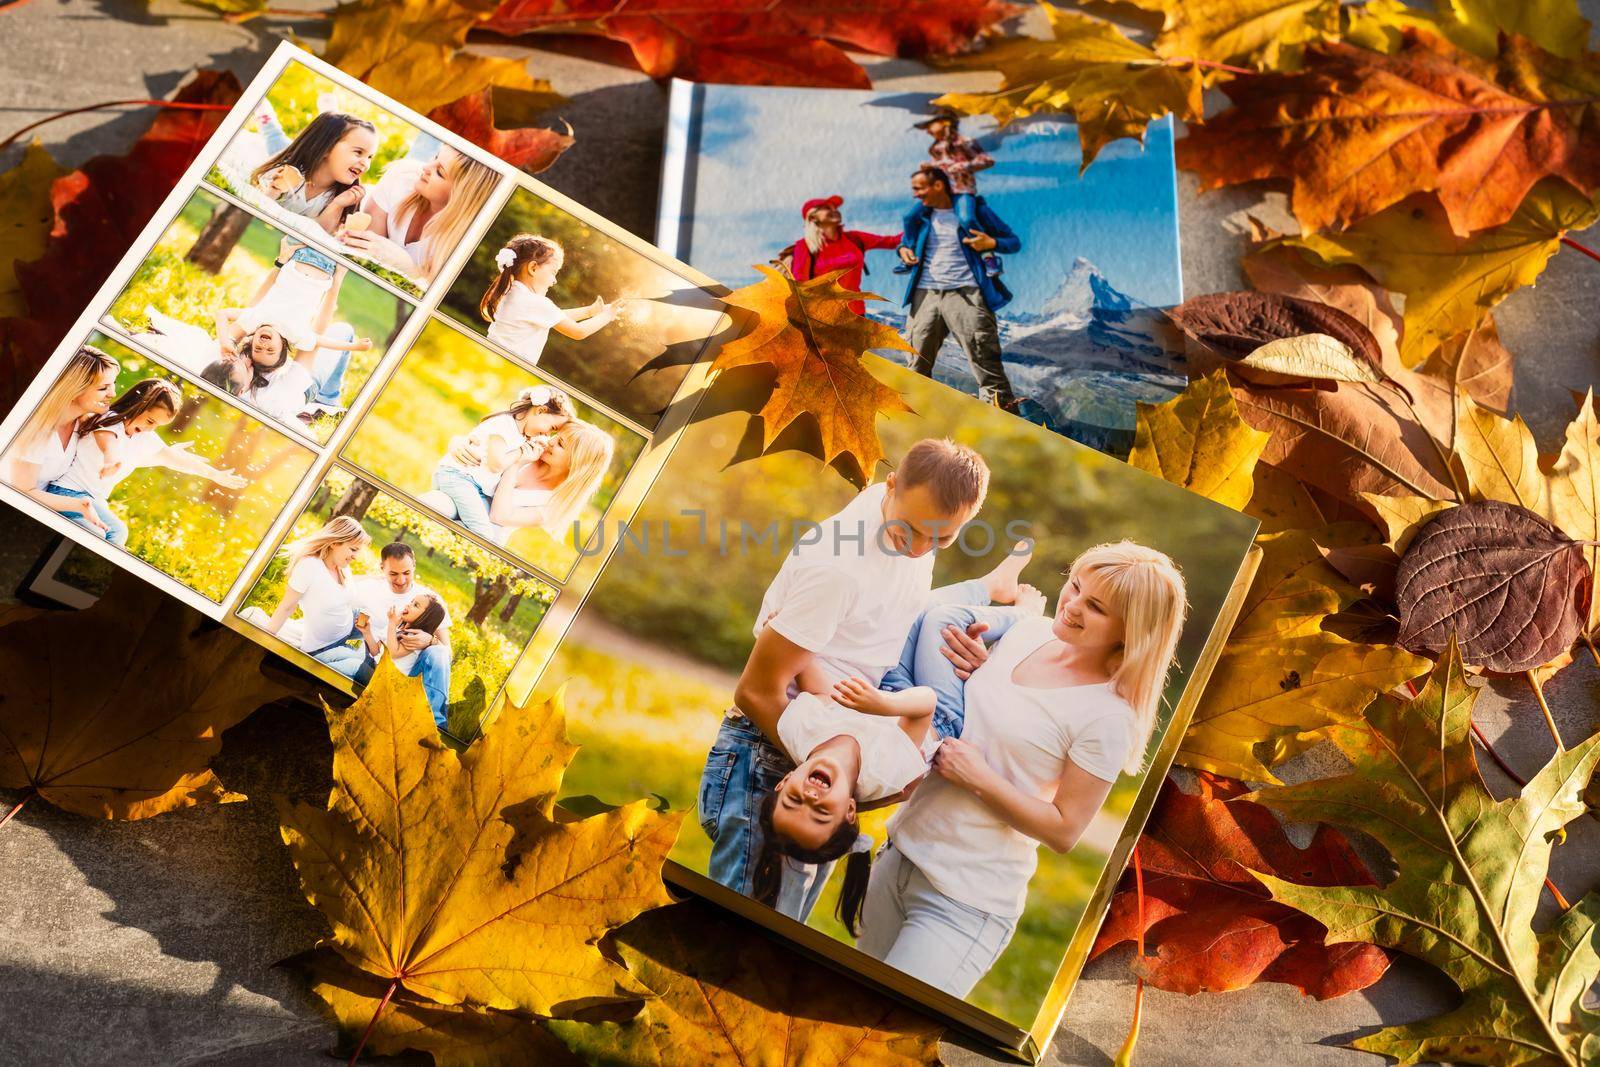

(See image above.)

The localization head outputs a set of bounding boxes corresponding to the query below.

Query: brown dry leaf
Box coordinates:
[1245,462,1328,534]
[714,265,912,482]
[1270,182,1600,367]
[1548,391,1600,631]
[1178,528,1432,782]
[1129,370,1271,510]
[279,662,682,1039]
[547,901,945,1065]
[934,5,1204,169]
[1394,500,1590,673]
[0,575,294,819]
[1178,29,1600,236]
[1166,290,1387,385]
[323,0,564,115]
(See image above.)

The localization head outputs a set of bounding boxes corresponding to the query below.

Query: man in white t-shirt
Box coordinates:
[697,438,994,919]
[336,542,453,728]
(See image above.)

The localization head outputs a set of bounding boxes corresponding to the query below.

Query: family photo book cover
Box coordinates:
[0,42,1262,1060]
[657,80,1188,453]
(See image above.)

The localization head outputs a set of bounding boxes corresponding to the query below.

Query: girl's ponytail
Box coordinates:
[479,233,562,324]
[834,847,873,937]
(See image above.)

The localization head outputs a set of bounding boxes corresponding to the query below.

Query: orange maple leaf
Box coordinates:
[1178,28,1600,236]
[715,265,912,482]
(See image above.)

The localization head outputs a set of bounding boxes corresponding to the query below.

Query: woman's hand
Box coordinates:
[217,333,238,358]
[940,620,991,680]
[446,436,483,468]
[213,468,249,490]
[341,229,412,273]
[931,737,996,794]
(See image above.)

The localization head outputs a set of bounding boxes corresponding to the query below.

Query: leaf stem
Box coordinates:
[0,99,232,155]
[1584,632,1600,668]
[1164,56,1259,76]
[1115,845,1147,1067]
[1525,672,1565,752]
[349,976,399,1065]
[0,789,34,830]
[1560,236,1600,264]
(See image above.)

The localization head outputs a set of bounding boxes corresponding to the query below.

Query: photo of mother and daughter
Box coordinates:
[698,437,1189,1000]
[2,345,252,549]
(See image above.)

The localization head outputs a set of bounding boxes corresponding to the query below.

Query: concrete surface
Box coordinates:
[1,2,1597,1064]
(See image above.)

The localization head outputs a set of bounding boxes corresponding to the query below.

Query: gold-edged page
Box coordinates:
[532,349,1263,1055]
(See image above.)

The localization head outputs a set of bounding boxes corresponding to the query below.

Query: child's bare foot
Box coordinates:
[983,540,1034,604]
[1014,583,1047,616]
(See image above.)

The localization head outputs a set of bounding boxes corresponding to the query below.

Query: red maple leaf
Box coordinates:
[3,70,240,412]
[483,0,1024,87]
[427,89,573,173]
[1091,772,1391,998]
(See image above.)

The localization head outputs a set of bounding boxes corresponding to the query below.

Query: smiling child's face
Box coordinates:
[770,756,856,852]
[327,127,377,184]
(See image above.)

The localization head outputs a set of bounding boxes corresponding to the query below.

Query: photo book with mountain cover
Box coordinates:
[2,44,1261,1061]
[657,80,1187,454]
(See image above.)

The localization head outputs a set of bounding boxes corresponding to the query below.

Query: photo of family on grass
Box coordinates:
[543,354,1258,1026]
[441,186,732,430]
[341,319,646,580]
[209,60,502,297]
[102,188,411,444]
[661,83,1188,452]
[0,334,317,603]
[236,468,556,737]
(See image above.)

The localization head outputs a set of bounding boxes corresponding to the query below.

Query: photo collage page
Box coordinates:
[0,49,730,739]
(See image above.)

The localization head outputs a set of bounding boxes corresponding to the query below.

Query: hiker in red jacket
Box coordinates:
[779,195,900,316]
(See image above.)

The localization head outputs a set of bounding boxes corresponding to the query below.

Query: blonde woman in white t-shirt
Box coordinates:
[853,541,1188,998]
[477,234,621,365]
[3,344,119,535]
[255,515,372,678]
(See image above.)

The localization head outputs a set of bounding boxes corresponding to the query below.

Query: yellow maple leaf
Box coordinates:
[0,141,64,320]
[0,576,295,820]
[715,265,912,482]
[1342,0,1590,59]
[1178,528,1432,782]
[935,5,1203,169]
[279,662,682,1032]
[322,0,564,115]
[1129,370,1271,510]
[547,901,944,1065]
[1276,181,1600,366]
[1548,392,1600,632]
[1127,0,1342,71]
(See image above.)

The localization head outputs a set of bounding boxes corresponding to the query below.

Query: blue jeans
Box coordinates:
[289,244,339,275]
[879,579,1022,741]
[432,465,498,539]
[699,712,832,922]
[310,322,356,407]
[856,841,1018,998]
[43,485,127,546]
[312,642,368,679]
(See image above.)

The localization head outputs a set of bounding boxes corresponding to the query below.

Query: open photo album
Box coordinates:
[0,43,1261,1061]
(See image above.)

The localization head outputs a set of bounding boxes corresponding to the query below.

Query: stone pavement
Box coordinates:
[1,4,1597,1064]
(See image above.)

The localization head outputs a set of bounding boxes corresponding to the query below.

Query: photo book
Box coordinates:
[0,43,1261,1061]
[657,80,1188,454]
